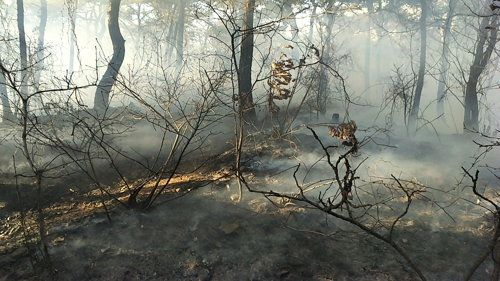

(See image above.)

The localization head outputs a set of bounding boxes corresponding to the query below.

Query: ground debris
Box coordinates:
[218,222,239,235]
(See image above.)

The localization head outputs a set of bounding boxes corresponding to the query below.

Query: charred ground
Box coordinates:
[0,126,497,281]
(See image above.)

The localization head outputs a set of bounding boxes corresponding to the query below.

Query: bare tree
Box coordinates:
[461,168,500,281]
[0,57,13,122]
[175,0,186,72]
[408,0,427,134]
[436,0,457,115]
[381,65,416,133]
[66,0,78,89]
[458,124,500,280]
[34,0,47,90]
[0,58,95,277]
[463,7,499,131]
[16,0,28,101]
[94,0,125,109]
[364,0,374,97]
[238,0,257,123]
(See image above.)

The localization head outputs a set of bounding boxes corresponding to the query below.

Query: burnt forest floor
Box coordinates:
[0,130,497,281]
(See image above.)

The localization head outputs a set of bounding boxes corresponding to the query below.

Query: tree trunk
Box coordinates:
[238,0,257,122]
[464,15,498,131]
[176,0,186,71]
[93,0,125,110]
[408,0,427,134]
[35,0,47,89]
[136,4,142,46]
[325,0,335,53]
[165,4,178,65]
[68,0,78,87]
[0,64,13,122]
[436,0,457,115]
[375,27,381,82]
[17,0,28,101]
[308,0,317,42]
[364,0,374,98]
[35,173,53,273]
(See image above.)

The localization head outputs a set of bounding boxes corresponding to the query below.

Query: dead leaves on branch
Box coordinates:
[328,120,357,141]
[266,53,291,118]
[267,46,297,118]
[268,53,295,101]
[267,44,322,118]
[328,120,359,151]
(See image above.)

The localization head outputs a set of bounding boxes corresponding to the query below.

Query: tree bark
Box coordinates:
[165,4,178,65]
[17,0,28,100]
[408,0,427,134]
[308,0,317,42]
[464,14,498,131]
[35,0,47,90]
[176,0,186,71]
[364,0,374,98]
[325,0,335,53]
[93,0,125,110]
[436,0,457,115]
[238,0,257,122]
[68,0,78,87]
[0,63,13,122]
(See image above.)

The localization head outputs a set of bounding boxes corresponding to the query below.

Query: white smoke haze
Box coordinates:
[1,0,500,280]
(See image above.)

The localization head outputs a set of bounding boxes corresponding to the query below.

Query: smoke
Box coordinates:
[2,2,500,279]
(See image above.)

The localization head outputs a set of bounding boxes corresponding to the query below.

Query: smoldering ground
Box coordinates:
[9,174,494,281]
[1,106,499,280]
